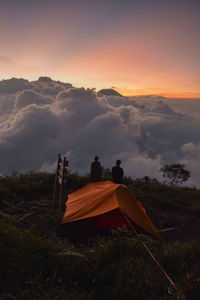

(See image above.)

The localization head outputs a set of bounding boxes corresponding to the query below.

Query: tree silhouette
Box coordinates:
[159,163,190,186]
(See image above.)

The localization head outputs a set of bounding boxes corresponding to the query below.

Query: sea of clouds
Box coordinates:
[0,77,199,187]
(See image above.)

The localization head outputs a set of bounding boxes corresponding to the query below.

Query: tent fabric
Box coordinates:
[61,181,163,242]
[88,208,131,229]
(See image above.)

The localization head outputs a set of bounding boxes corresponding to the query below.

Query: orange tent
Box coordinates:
[61,181,163,242]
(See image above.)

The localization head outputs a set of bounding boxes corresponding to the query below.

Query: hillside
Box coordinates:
[1,172,200,299]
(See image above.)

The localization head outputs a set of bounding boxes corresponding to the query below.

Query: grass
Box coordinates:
[0,172,200,299]
[129,178,200,216]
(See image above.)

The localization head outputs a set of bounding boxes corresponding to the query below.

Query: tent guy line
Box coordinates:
[120,209,186,300]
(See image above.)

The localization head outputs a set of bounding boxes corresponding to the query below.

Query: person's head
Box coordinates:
[94,156,99,161]
[116,159,121,166]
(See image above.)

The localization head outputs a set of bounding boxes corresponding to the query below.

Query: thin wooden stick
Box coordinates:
[52,154,61,210]
[59,157,67,218]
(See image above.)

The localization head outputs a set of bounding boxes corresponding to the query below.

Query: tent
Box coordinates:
[61,181,163,242]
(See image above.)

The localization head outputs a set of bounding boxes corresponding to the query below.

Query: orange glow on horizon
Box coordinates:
[113,88,200,99]
[0,72,199,100]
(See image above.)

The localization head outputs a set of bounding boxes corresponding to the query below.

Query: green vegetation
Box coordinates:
[129,177,200,215]
[1,172,200,299]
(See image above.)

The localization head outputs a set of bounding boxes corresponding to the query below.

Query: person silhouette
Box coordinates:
[112,160,124,184]
[90,156,102,182]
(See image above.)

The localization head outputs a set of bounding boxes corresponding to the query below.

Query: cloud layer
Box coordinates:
[0,77,200,187]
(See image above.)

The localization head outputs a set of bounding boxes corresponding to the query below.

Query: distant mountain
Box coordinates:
[97,89,124,97]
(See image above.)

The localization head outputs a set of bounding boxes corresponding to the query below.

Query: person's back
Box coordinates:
[90,156,102,182]
[112,160,124,184]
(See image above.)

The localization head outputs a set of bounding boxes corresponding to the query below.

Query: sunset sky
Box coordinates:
[0,0,199,97]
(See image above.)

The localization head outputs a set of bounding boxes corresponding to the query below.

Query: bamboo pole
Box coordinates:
[59,157,67,218]
[52,154,61,210]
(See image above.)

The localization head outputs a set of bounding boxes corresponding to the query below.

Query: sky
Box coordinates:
[0,0,200,97]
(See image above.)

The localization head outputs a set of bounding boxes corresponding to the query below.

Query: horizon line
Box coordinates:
[0,75,200,99]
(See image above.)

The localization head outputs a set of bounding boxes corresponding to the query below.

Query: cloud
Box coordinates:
[180,143,200,187]
[0,76,72,96]
[0,78,30,95]
[15,90,53,109]
[0,94,15,120]
[0,77,200,187]
[0,103,60,173]
[31,77,73,97]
